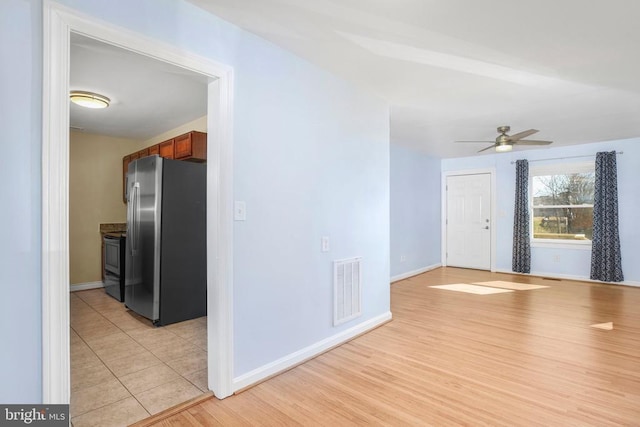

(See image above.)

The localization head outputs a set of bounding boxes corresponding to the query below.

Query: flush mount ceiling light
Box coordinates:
[69,91,110,109]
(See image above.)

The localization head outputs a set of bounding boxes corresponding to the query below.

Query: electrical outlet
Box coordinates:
[400,255,406,262]
[321,236,330,252]
[234,201,246,221]
[552,254,561,263]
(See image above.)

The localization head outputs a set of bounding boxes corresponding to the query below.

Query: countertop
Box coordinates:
[100,223,127,234]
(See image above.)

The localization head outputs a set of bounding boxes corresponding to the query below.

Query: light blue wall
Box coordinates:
[0,0,390,400]
[390,144,441,278]
[231,32,390,374]
[442,138,640,284]
[0,0,43,403]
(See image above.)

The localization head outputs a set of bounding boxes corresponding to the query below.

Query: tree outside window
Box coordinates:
[531,166,594,241]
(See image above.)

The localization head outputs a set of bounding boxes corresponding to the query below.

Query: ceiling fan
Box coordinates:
[456,126,553,153]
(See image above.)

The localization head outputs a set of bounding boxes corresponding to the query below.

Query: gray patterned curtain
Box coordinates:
[590,151,624,282]
[513,159,531,273]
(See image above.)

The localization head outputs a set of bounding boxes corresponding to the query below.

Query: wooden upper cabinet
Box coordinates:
[122,131,206,202]
[123,155,131,174]
[174,131,206,161]
[159,139,175,159]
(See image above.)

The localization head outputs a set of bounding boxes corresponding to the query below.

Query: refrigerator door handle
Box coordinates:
[131,182,140,255]
[127,182,134,252]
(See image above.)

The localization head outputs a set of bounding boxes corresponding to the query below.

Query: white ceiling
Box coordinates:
[71,2,640,157]
[70,33,209,141]
[187,0,640,158]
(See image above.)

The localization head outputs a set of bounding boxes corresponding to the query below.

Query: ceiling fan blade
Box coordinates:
[508,129,538,141]
[455,140,495,143]
[477,145,496,153]
[515,140,553,145]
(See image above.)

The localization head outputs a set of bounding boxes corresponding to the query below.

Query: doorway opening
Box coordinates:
[42,2,234,408]
[68,32,210,422]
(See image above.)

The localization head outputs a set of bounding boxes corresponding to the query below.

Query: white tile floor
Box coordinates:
[70,289,208,426]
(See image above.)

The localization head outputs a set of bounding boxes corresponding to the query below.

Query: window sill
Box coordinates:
[531,240,592,250]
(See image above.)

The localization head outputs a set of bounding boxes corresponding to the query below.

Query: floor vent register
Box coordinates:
[334,257,362,326]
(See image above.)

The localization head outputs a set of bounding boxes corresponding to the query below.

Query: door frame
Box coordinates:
[441,168,496,271]
[42,2,235,402]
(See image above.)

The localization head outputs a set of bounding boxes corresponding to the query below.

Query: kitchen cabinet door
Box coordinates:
[159,139,175,159]
[121,131,206,202]
[174,131,206,161]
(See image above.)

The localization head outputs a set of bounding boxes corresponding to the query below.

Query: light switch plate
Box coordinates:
[234,201,246,221]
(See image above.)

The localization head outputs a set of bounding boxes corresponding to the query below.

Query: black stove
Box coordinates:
[104,233,126,302]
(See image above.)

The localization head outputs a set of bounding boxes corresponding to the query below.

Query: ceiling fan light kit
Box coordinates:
[455,125,553,153]
[70,91,110,109]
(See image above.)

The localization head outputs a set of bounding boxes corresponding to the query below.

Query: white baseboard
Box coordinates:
[69,281,104,292]
[494,269,640,288]
[232,311,392,392]
[391,263,441,283]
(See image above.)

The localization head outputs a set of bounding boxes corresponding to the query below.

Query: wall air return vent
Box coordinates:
[334,257,362,326]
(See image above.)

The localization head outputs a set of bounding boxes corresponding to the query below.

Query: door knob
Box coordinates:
[484,226,489,229]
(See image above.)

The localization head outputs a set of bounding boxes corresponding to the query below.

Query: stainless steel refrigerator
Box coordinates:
[125,155,206,326]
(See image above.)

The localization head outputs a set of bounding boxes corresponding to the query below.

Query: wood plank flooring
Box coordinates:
[141,267,640,426]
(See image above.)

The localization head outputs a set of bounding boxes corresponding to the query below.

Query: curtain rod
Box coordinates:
[510,151,624,164]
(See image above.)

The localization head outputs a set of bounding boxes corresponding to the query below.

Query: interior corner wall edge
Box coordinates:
[69,131,142,284]
[390,144,441,277]
[391,263,442,283]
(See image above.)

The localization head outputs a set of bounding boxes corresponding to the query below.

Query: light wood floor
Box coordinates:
[141,267,640,426]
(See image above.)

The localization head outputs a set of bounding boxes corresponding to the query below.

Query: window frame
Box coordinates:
[529,161,594,249]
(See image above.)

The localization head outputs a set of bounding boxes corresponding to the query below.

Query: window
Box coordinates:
[530,162,594,244]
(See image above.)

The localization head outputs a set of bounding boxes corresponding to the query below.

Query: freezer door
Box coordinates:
[124,156,163,322]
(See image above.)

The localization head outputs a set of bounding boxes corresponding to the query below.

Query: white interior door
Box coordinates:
[446,173,491,270]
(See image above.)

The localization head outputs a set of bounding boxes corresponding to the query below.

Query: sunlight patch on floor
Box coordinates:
[472,281,549,291]
[590,322,613,330]
[429,284,514,295]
